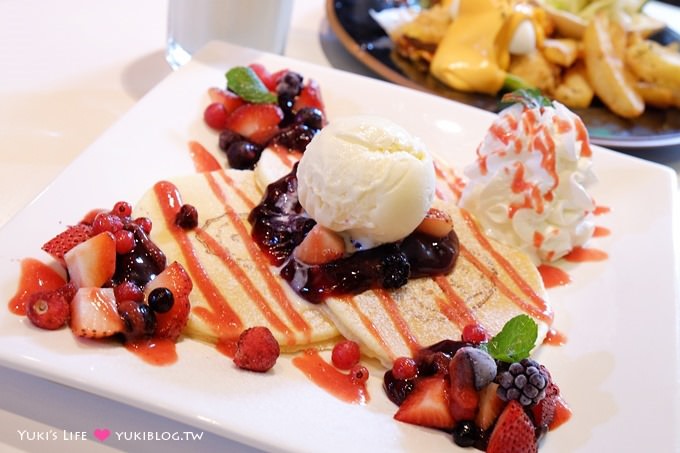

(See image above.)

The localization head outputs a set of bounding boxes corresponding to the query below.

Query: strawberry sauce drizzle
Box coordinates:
[188,141,222,172]
[433,276,478,329]
[593,205,611,216]
[203,171,312,343]
[460,210,552,322]
[292,349,369,404]
[341,296,393,360]
[593,226,611,237]
[9,258,66,315]
[153,181,244,338]
[564,246,608,262]
[125,338,177,366]
[374,289,421,356]
[537,264,571,288]
[543,328,567,346]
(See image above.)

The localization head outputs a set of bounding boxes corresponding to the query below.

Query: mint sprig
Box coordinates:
[484,315,538,363]
[226,66,277,104]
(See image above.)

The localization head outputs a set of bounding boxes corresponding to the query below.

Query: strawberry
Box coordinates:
[476,382,507,430]
[233,326,280,372]
[293,79,326,120]
[247,63,287,92]
[416,208,453,238]
[449,348,480,422]
[224,103,284,145]
[208,87,246,115]
[293,224,345,265]
[41,224,94,264]
[394,375,455,430]
[531,374,572,430]
[144,261,192,341]
[70,287,123,338]
[25,283,76,330]
[64,231,117,288]
[487,400,538,453]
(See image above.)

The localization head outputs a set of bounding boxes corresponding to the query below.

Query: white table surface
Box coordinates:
[0,1,678,452]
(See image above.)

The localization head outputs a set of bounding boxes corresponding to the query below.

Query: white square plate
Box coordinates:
[0,41,678,452]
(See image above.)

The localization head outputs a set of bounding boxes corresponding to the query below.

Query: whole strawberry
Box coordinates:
[233,326,280,372]
[26,284,76,330]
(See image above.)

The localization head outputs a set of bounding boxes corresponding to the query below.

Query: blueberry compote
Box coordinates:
[111,223,166,288]
[248,165,459,303]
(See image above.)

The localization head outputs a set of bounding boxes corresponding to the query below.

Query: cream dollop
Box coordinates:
[297,115,435,250]
[458,101,596,264]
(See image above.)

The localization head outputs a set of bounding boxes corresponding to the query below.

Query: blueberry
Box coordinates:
[218,130,244,151]
[118,300,156,339]
[148,287,174,313]
[294,107,324,131]
[226,140,262,169]
[453,421,480,448]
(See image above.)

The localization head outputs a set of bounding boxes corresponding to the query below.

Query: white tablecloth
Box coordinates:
[0,1,678,452]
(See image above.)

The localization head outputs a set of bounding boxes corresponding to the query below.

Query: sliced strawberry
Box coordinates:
[64,231,116,288]
[476,382,506,430]
[416,208,453,238]
[293,79,326,120]
[41,224,94,264]
[25,283,76,330]
[224,103,283,145]
[70,287,123,338]
[144,261,192,341]
[531,372,571,430]
[293,224,345,265]
[394,375,455,430]
[487,400,538,453]
[449,348,479,422]
[248,63,285,92]
[208,87,246,115]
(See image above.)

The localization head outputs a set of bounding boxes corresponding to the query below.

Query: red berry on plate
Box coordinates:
[117,299,156,340]
[392,356,418,380]
[349,364,369,384]
[134,216,153,234]
[92,212,123,235]
[233,326,280,372]
[486,400,538,453]
[114,280,144,303]
[111,201,132,218]
[26,287,72,330]
[64,231,117,288]
[70,287,124,338]
[224,103,283,145]
[208,87,246,114]
[114,229,135,254]
[394,375,455,430]
[144,261,192,341]
[174,204,198,230]
[462,323,489,344]
[204,102,230,131]
[331,339,361,370]
[41,223,94,264]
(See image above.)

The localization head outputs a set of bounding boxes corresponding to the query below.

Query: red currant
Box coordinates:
[114,229,135,254]
[112,201,132,218]
[92,212,123,235]
[134,217,152,234]
[462,324,489,344]
[391,356,418,380]
[331,339,361,370]
[203,102,229,130]
[349,364,369,384]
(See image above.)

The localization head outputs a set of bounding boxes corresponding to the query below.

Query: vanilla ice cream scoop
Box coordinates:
[458,100,596,264]
[297,115,435,250]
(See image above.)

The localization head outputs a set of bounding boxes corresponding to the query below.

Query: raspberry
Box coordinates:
[380,252,410,289]
[496,358,550,406]
[331,339,361,370]
[26,286,74,330]
[233,326,280,372]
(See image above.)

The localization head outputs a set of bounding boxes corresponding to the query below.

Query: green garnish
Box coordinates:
[485,314,538,363]
[499,88,553,111]
[226,66,277,104]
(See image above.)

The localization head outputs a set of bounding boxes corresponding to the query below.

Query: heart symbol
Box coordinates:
[93,428,111,442]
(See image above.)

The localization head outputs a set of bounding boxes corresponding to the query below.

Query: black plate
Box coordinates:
[326,0,680,148]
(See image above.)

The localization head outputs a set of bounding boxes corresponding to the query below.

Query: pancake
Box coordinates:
[133,169,340,351]
[133,160,551,364]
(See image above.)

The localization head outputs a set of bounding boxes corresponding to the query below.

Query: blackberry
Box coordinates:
[496,358,549,406]
[380,252,410,289]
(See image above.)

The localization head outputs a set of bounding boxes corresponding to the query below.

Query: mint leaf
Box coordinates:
[226,66,277,104]
[486,315,538,363]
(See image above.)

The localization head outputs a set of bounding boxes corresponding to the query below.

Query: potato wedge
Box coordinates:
[626,38,680,92]
[635,81,680,109]
[542,38,580,67]
[508,50,560,94]
[583,14,644,118]
[553,62,594,109]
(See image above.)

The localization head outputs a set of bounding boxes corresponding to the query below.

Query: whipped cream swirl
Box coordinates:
[458,101,596,264]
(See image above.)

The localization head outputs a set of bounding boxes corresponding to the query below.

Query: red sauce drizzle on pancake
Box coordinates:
[292,349,369,404]
[433,276,478,329]
[374,289,421,356]
[188,141,222,172]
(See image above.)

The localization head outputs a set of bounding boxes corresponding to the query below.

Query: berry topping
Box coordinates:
[92,212,124,235]
[111,201,132,218]
[64,231,117,288]
[203,102,230,131]
[380,252,410,289]
[147,287,174,314]
[486,400,538,453]
[144,262,192,341]
[233,326,280,372]
[496,358,549,406]
[175,204,199,230]
[41,224,94,264]
[294,107,324,131]
[455,346,497,390]
[293,224,345,265]
[394,375,454,430]
[133,216,153,235]
[391,356,418,381]
[452,420,481,448]
[208,87,246,115]
[70,287,124,338]
[113,280,144,303]
[224,103,284,146]
[416,208,454,238]
[462,323,489,344]
[331,339,361,370]
[114,229,135,255]
[26,286,73,330]
[226,140,262,170]
[270,124,315,151]
[218,129,245,151]
[118,299,156,340]
[349,364,369,384]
